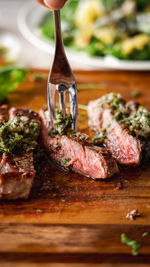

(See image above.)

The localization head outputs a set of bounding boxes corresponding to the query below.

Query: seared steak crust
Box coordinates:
[0,151,35,200]
[40,109,118,179]
[9,107,41,123]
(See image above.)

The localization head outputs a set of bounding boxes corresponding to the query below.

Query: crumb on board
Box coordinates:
[115,181,124,190]
[126,210,141,221]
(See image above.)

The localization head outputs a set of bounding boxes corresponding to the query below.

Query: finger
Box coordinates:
[35,0,45,7]
[43,0,67,9]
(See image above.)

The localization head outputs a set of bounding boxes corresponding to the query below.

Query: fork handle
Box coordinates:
[53,10,65,55]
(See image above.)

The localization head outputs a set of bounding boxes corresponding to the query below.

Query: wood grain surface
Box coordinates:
[1,69,150,266]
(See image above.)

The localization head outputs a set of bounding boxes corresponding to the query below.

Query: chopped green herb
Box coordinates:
[142,232,148,237]
[0,117,40,153]
[98,93,125,110]
[131,90,141,98]
[127,106,150,138]
[121,233,141,256]
[92,129,106,145]
[64,158,71,167]
[49,109,73,137]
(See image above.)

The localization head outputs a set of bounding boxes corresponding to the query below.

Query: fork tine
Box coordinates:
[68,83,78,131]
[58,84,67,118]
[47,82,56,128]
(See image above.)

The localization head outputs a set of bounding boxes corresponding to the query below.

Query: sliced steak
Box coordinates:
[88,96,142,166]
[40,109,118,179]
[0,107,40,200]
[0,151,35,200]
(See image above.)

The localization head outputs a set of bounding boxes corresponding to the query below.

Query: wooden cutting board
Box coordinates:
[1,69,150,266]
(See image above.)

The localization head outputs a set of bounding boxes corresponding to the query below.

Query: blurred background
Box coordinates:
[0,0,50,69]
[1,0,150,70]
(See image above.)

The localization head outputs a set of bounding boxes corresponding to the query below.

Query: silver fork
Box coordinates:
[47,10,78,131]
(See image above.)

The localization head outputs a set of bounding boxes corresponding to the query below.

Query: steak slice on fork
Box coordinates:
[40,108,118,179]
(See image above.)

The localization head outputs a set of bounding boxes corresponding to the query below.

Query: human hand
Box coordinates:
[36,0,68,10]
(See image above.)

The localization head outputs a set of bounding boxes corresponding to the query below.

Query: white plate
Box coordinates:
[17,2,150,70]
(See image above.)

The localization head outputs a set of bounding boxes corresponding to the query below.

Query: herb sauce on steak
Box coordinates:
[88,93,150,165]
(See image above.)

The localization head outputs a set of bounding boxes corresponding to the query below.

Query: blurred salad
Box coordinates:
[38,0,150,60]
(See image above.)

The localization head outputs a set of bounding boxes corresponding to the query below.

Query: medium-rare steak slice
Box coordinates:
[88,93,150,166]
[0,107,41,200]
[0,151,35,200]
[40,108,118,179]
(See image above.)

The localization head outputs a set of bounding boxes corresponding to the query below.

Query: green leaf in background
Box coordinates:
[0,66,28,102]
[101,0,125,11]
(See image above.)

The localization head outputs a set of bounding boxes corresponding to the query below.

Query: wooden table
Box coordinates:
[1,70,150,266]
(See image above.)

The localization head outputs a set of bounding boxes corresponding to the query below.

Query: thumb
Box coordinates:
[43,0,67,9]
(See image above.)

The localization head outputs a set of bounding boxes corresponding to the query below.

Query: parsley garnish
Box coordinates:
[121,233,141,256]
[131,90,141,98]
[142,232,148,237]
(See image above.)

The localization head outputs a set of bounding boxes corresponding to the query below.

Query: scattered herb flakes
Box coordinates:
[142,232,148,237]
[131,90,141,98]
[84,200,91,203]
[121,233,141,256]
[126,210,141,221]
[35,209,43,213]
